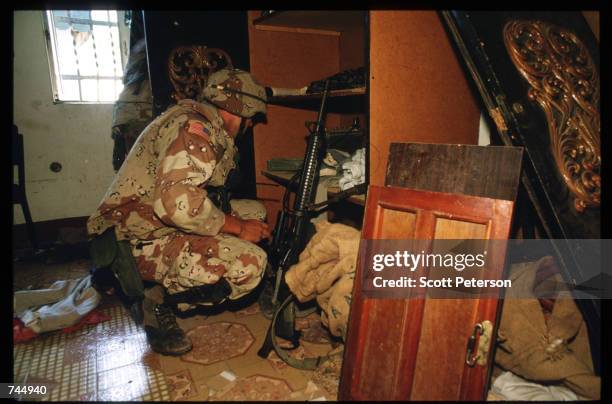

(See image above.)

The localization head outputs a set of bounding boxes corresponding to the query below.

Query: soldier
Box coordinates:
[87,68,271,355]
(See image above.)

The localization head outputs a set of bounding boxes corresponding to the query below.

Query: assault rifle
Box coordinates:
[257,81,331,361]
[257,81,367,367]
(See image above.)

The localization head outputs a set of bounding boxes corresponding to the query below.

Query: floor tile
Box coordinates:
[226,357,278,379]
[165,369,198,401]
[142,351,163,372]
[232,311,271,336]
[97,363,168,401]
[212,374,293,401]
[158,354,190,375]
[182,321,255,366]
[96,332,149,372]
[176,314,208,331]
[234,302,262,317]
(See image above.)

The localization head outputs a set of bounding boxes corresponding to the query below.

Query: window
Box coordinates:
[43,10,125,103]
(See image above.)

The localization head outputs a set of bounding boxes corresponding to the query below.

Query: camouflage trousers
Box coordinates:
[131,199,267,310]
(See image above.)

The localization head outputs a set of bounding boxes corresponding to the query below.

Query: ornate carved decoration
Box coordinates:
[503,20,600,213]
[167,46,233,102]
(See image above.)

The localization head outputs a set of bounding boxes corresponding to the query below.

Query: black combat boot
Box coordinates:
[143,286,192,356]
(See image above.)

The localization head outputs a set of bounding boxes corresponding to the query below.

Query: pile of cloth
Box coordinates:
[494,256,601,400]
[13,275,110,342]
[338,148,366,191]
[285,220,360,341]
[283,224,601,400]
[284,221,360,395]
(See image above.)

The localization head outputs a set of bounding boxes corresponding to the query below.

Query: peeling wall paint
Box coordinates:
[13,11,129,224]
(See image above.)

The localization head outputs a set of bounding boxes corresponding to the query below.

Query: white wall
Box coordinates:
[13,11,129,224]
[478,112,492,146]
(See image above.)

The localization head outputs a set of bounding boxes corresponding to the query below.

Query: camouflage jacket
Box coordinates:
[87,99,236,241]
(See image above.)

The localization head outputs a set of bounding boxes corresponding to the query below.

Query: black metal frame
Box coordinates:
[440,10,601,374]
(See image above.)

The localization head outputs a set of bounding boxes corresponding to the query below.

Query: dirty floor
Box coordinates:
[13,255,341,401]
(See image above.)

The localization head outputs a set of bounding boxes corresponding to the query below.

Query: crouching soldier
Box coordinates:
[87,69,271,355]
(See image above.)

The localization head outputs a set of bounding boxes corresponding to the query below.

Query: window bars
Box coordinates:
[44,10,125,103]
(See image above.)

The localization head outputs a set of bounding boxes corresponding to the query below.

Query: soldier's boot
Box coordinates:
[143,285,192,356]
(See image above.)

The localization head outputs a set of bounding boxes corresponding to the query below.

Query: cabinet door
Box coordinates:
[339,185,515,400]
[441,11,601,372]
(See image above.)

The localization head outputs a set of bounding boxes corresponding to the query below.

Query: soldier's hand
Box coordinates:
[238,219,271,242]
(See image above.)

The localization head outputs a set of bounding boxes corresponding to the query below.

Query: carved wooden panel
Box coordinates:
[503,20,600,213]
[167,46,233,102]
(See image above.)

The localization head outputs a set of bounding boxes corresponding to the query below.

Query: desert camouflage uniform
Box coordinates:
[87,97,267,309]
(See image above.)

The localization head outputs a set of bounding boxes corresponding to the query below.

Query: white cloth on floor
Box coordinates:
[14,275,101,333]
[492,371,579,401]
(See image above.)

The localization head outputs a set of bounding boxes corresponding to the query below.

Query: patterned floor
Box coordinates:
[13,257,340,401]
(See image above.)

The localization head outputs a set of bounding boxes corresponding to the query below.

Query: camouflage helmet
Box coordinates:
[201,68,268,118]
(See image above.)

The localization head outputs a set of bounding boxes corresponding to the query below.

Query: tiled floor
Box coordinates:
[13,256,340,401]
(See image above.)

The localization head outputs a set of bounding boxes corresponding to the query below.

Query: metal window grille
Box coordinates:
[43,10,125,103]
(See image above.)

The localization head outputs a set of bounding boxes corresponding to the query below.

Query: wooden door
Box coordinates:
[340,186,512,400]
[339,143,523,401]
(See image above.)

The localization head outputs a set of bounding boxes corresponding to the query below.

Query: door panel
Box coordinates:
[379,208,417,239]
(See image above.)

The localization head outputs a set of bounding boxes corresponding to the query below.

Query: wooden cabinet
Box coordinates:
[368,11,480,185]
[247,11,368,228]
[247,10,481,225]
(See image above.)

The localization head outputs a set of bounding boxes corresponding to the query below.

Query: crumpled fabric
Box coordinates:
[492,370,578,401]
[13,309,112,344]
[285,221,360,340]
[495,256,600,399]
[14,275,102,334]
[339,148,365,191]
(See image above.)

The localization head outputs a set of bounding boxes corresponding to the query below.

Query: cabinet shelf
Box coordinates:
[269,87,366,112]
[253,11,365,35]
[270,87,365,102]
[262,170,365,206]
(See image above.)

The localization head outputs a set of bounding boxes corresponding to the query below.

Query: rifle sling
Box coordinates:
[269,295,336,370]
[164,278,232,306]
